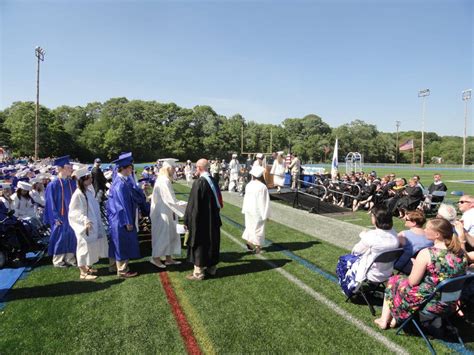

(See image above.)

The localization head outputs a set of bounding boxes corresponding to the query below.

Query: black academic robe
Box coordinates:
[91,166,107,195]
[184,177,222,267]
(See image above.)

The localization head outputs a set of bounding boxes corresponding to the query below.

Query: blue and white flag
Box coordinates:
[331,138,339,180]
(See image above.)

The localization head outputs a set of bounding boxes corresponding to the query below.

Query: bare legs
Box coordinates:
[374,297,396,329]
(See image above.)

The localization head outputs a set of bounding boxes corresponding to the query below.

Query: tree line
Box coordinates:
[0,98,472,164]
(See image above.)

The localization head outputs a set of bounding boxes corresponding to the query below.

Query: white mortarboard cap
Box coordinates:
[17,181,33,191]
[232,153,238,158]
[74,167,90,179]
[29,177,42,184]
[161,158,178,168]
[104,171,113,180]
[256,153,264,159]
[277,151,284,156]
[0,183,12,190]
[187,160,192,163]
[249,165,265,178]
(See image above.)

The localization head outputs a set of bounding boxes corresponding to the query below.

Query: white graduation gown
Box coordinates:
[11,193,36,219]
[241,180,270,246]
[270,159,286,187]
[68,188,108,267]
[150,175,187,258]
[184,165,194,184]
[228,159,240,191]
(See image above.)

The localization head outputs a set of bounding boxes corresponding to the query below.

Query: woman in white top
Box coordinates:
[270,151,286,192]
[30,178,45,220]
[242,165,270,254]
[69,167,109,280]
[337,206,399,297]
[11,181,36,220]
[150,160,187,268]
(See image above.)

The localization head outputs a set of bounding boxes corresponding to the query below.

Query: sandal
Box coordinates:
[80,273,98,280]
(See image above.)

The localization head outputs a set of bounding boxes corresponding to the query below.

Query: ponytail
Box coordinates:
[428,218,463,254]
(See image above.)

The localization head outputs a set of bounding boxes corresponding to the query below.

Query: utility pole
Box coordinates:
[462,89,472,168]
[418,89,430,167]
[395,120,401,164]
[35,46,45,161]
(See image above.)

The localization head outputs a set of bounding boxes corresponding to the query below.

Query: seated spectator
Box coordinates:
[393,178,423,218]
[336,206,399,297]
[374,218,467,329]
[385,177,406,213]
[394,210,432,274]
[422,173,448,211]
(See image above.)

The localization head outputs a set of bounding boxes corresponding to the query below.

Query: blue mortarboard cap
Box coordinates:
[112,153,134,168]
[94,158,101,163]
[53,155,71,167]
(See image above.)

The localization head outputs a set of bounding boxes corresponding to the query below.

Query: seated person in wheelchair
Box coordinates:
[394,210,432,275]
[374,218,467,330]
[336,206,399,297]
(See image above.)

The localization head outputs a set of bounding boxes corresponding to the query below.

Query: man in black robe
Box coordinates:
[184,158,222,280]
[91,158,107,203]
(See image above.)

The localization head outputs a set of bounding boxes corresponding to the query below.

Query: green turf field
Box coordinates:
[1,178,473,354]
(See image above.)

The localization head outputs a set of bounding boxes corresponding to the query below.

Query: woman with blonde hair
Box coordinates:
[375,218,467,329]
[270,151,286,192]
[150,160,187,268]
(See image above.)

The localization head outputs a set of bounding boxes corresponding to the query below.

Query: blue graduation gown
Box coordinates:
[43,178,77,255]
[107,176,140,261]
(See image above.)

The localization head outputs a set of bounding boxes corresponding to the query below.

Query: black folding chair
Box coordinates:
[396,274,474,355]
[346,248,404,316]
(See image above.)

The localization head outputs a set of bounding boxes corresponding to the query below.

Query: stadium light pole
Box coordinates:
[462,89,472,168]
[395,120,401,164]
[418,89,430,167]
[35,46,45,161]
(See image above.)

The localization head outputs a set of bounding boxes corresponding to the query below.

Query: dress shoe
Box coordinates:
[150,258,167,269]
[165,260,182,266]
[119,271,138,278]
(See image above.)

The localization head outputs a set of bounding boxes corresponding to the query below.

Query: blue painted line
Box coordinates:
[220,214,338,283]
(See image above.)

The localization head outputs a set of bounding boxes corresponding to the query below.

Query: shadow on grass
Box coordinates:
[265,240,321,253]
[5,279,124,301]
[214,257,292,278]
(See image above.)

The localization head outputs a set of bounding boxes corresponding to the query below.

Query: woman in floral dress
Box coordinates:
[374,218,467,329]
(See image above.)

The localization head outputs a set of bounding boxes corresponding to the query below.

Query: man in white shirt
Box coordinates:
[459,195,474,251]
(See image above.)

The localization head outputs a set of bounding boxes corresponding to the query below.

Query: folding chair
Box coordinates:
[346,248,404,316]
[396,274,474,355]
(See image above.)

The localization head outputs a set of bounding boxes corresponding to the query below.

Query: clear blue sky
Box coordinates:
[1,0,472,136]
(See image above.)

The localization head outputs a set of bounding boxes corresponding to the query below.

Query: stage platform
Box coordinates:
[268,188,350,215]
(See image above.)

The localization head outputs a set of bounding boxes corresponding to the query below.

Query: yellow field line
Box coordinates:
[168,273,217,355]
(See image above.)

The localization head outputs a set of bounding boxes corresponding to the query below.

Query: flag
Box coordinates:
[331,138,338,180]
[285,153,292,168]
[399,139,414,151]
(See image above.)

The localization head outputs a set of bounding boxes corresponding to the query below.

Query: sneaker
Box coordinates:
[119,271,138,278]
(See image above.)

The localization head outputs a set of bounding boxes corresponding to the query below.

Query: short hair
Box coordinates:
[437,203,457,223]
[405,210,426,227]
[371,206,393,230]
[118,164,132,172]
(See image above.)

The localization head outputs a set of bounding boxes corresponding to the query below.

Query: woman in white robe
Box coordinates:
[242,165,270,254]
[184,160,194,186]
[270,151,286,192]
[150,160,187,268]
[68,167,108,280]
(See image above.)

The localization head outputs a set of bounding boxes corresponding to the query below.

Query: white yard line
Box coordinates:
[221,229,408,355]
